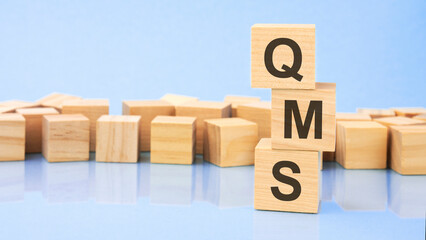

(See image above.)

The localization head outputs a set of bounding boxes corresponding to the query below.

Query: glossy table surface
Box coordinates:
[0,154,425,240]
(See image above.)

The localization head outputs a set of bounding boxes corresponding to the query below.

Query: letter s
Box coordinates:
[271,161,301,201]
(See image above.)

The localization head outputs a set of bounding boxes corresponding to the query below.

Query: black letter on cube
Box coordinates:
[284,100,323,139]
[271,161,302,201]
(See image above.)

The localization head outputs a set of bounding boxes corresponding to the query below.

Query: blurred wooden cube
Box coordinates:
[414,114,426,121]
[36,93,82,112]
[16,107,59,153]
[151,116,196,164]
[176,101,231,154]
[237,101,271,139]
[271,82,336,151]
[336,121,387,169]
[0,114,25,161]
[224,95,260,117]
[357,108,395,119]
[0,106,15,113]
[42,114,90,162]
[390,125,426,175]
[375,116,425,127]
[204,118,258,167]
[336,112,371,121]
[391,107,426,118]
[161,93,198,106]
[96,115,140,163]
[122,100,174,151]
[254,138,319,213]
[0,100,39,112]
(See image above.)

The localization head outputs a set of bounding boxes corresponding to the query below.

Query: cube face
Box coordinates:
[42,114,90,162]
[374,116,426,127]
[204,118,258,167]
[122,100,175,152]
[36,93,82,111]
[357,108,395,119]
[254,138,319,213]
[62,99,109,151]
[392,107,426,118]
[175,101,231,154]
[224,95,261,117]
[336,113,371,121]
[96,115,140,163]
[390,125,426,175]
[236,101,271,139]
[336,121,387,169]
[251,24,315,89]
[271,83,336,151]
[160,94,198,106]
[151,116,196,164]
[16,107,60,153]
[0,100,40,111]
[0,114,25,161]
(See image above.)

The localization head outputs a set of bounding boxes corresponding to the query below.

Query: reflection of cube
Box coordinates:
[224,95,260,117]
[389,125,426,175]
[42,114,90,162]
[96,115,140,163]
[0,161,25,202]
[237,101,271,139]
[357,108,395,119]
[62,99,109,151]
[151,116,196,164]
[0,114,25,161]
[391,107,426,118]
[336,121,387,169]
[204,118,258,167]
[254,138,319,213]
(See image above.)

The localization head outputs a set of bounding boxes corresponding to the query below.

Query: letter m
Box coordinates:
[284,100,323,139]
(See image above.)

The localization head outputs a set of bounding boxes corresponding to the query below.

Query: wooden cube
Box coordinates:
[224,95,261,117]
[122,100,174,151]
[175,101,231,154]
[16,107,59,153]
[357,108,395,119]
[389,125,426,175]
[0,100,39,112]
[374,116,425,128]
[36,93,82,111]
[62,99,109,151]
[236,101,271,139]
[151,116,196,164]
[336,112,372,121]
[161,93,198,106]
[42,114,90,162]
[96,115,141,163]
[204,118,258,167]
[271,82,336,151]
[254,138,319,213]
[0,106,15,114]
[251,24,315,89]
[391,107,426,118]
[0,114,25,161]
[336,121,387,169]
[414,114,426,121]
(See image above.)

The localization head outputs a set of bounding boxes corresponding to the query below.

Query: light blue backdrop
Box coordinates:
[1,0,425,114]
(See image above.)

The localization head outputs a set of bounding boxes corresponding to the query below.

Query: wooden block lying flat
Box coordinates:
[175,101,231,154]
[414,114,426,121]
[0,106,15,114]
[0,100,40,112]
[16,107,59,153]
[391,107,426,118]
[204,118,258,167]
[0,114,25,161]
[122,100,174,151]
[251,24,315,89]
[271,82,336,151]
[390,125,426,175]
[151,116,196,164]
[36,93,82,111]
[336,121,387,169]
[62,99,109,151]
[254,138,319,213]
[161,94,198,106]
[357,108,395,119]
[236,101,271,139]
[336,113,372,121]
[224,95,261,117]
[96,115,140,163]
[42,114,90,162]
[374,116,425,127]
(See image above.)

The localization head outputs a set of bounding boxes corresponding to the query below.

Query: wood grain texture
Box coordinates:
[391,107,426,118]
[374,116,426,127]
[413,114,426,121]
[336,121,387,169]
[122,100,175,151]
[254,138,319,213]
[151,116,196,164]
[175,101,231,154]
[42,114,90,162]
[336,113,372,121]
[0,114,25,161]
[390,125,426,175]
[236,101,271,139]
[16,107,59,153]
[96,115,140,163]
[251,24,315,89]
[161,94,198,106]
[224,95,261,117]
[0,100,40,112]
[36,93,82,111]
[62,99,109,151]
[204,118,258,167]
[357,108,395,119]
[271,82,336,151]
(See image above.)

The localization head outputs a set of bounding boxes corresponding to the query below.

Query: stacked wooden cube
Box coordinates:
[251,24,336,213]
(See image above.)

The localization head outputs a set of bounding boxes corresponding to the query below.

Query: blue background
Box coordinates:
[1,0,425,113]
